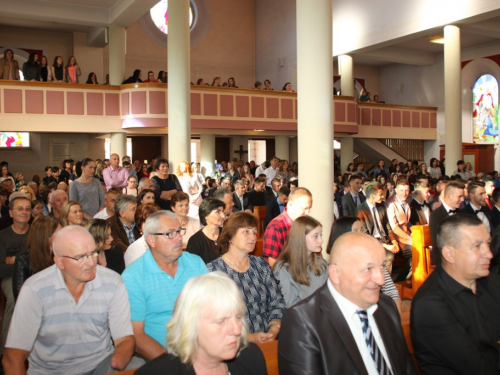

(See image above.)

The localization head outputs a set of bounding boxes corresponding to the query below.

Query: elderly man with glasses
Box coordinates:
[3,225,138,375]
[121,211,207,362]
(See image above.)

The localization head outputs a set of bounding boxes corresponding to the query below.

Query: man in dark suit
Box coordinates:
[265,177,282,204]
[279,232,416,374]
[409,180,432,225]
[460,180,493,234]
[107,194,141,252]
[411,214,500,374]
[356,182,399,274]
[246,176,267,207]
[341,175,366,217]
[264,186,289,229]
[232,180,253,213]
[429,181,465,253]
[490,187,500,230]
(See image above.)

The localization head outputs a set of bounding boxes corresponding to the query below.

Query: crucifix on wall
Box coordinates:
[234,145,248,161]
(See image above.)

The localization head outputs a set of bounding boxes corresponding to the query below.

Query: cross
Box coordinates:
[234,145,248,161]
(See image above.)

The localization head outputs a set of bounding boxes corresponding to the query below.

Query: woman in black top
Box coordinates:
[22,52,40,82]
[186,198,224,264]
[39,56,49,82]
[51,55,65,82]
[86,219,125,274]
[151,157,182,211]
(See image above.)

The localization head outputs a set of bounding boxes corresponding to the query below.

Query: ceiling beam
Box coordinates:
[356,47,437,66]
[110,0,158,27]
[461,21,500,39]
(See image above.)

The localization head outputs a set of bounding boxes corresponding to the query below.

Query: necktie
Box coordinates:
[356,310,392,375]
[239,196,244,211]
[354,195,358,206]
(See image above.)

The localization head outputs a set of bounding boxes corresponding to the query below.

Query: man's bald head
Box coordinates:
[52,225,95,257]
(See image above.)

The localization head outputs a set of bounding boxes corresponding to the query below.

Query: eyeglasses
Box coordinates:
[58,250,100,262]
[151,227,186,239]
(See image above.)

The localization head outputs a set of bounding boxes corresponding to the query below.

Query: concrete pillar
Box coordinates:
[338,55,354,97]
[275,136,290,162]
[340,137,354,173]
[444,25,462,175]
[167,0,191,172]
[200,134,215,177]
[110,132,126,160]
[297,0,334,258]
[108,26,125,85]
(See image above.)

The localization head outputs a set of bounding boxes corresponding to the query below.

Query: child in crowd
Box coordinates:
[123,175,138,196]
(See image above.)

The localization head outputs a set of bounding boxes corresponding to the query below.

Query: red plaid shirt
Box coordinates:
[262,210,293,260]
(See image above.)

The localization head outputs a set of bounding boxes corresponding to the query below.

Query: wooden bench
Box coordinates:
[411,225,433,296]
[251,239,264,257]
[257,340,278,375]
[254,206,267,239]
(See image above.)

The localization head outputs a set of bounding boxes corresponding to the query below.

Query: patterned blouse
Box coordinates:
[207,255,286,333]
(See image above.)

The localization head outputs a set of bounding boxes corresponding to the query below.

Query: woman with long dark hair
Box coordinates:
[22,52,40,81]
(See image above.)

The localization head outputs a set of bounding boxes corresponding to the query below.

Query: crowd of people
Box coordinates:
[0,151,499,374]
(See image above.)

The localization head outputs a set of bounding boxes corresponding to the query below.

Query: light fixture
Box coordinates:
[430,37,444,44]
[253,129,265,132]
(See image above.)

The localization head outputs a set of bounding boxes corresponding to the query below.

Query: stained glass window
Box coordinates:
[472,74,499,143]
[150,0,194,35]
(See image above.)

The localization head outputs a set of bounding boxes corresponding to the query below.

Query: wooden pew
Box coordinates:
[251,239,264,257]
[257,340,278,375]
[411,225,433,297]
[108,370,135,375]
[254,206,267,238]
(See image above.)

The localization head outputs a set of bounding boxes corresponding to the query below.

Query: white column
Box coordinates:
[297,0,334,258]
[167,0,191,172]
[340,137,354,173]
[275,136,290,162]
[338,55,354,97]
[200,134,215,177]
[444,25,462,176]
[110,132,126,160]
[108,26,126,85]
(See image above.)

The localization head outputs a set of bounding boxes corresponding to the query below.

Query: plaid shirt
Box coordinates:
[121,221,137,245]
[262,210,293,260]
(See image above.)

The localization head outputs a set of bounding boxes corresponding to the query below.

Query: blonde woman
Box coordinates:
[58,200,83,227]
[18,185,36,201]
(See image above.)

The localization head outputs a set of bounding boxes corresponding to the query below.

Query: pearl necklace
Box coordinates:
[223,255,249,273]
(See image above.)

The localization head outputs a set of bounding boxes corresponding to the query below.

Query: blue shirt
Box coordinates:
[276,197,285,214]
[121,250,207,346]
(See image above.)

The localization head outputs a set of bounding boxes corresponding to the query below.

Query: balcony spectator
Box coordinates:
[157,70,166,82]
[0,49,20,80]
[51,56,65,82]
[228,77,238,88]
[144,71,158,83]
[254,81,262,89]
[86,72,99,84]
[39,55,51,82]
[104,73,110,85]
[196,78,204,85]
[373,94,384,103]
[282,82,295,92]
[211,76,221,87]
[65,56,81,83]
[359,88,371,102]
[263,79,273,90]
[22,53,40,82]
[123,69,142,84]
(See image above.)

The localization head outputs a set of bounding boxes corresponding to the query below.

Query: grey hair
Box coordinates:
[114,194,137,216]
[213,188,231,201]
[27,181,37,188]
[50,190,68,204]
[143,210,177,238]
[234,180,244,189]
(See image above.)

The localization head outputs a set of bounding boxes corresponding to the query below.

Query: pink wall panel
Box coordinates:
[393,110,401,127]
[235,96,249,117]
[149,91,166,114]
[121,93,129,116]
[347,103,356,122]
[105,93,120,116]
[220,95,234,117]
[191,118,296,131]
[86,92,103,116]
[4,89,22,113]
[251,97,264,118]
[382,109,391,126]
[191,93,201,115]
[46,91,64,114]
[266,97,279,118]
[25,90,43,114]
[372,108,381,126]
[430,113,437,128]
[131,91,146,114]
[402,111,411,127]
[67,92,84,115]
[335,102,346,122]
[281,99,293,119]
[335,124,359,134]
[204,94,218,116]
[361,108,371,125]
[421,112,429,128]
[411,112,420,127]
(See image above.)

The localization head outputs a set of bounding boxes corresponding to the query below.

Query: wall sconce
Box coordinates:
[397,84,404,94]
[279,57,285,67]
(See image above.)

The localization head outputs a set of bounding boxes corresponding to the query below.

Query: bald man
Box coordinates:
[279,232,416,374]
[102,153,129,191]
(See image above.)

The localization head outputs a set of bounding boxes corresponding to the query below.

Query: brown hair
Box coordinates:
[275,216,326,285]
[135,203,161,231]
[171,192,190,208]
[28,216,58,274]
[137,188,155,205]
[219,212,257,254]
[85,219,111,251]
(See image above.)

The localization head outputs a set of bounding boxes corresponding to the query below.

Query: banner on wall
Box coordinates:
[0,132,30,148]
[472,74,499,143]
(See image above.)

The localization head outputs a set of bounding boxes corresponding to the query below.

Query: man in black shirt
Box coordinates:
[411,214,500,374]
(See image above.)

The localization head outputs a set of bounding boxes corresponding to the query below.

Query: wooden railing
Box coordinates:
[378,139,425,161]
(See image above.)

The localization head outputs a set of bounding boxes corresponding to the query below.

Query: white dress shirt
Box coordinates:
[327,280,393,375]
[470,202,491,232]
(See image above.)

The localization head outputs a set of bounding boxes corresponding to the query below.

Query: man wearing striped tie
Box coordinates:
[279,232,416,374]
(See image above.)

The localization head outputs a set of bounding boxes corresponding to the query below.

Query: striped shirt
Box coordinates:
[6,264,133,375]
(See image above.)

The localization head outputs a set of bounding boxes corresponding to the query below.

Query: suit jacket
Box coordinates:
[355,201,394,243]
[386,195,412,246]
[107,215,141,253]
[490,205,500,231]
[341,191,366,217]
[265,189,278,204]
[278,283,416,375]
[232,192,253,213]
[410,199,432,226]
[428,205,450,252]
[460,203,493,234]
[264,197,282,229]
[247,189,267,207]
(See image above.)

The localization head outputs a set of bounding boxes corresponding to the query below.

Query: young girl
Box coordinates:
[51,56,65,82]
[123,176,138,196]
